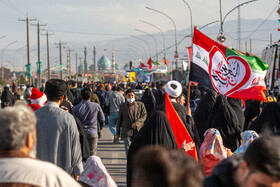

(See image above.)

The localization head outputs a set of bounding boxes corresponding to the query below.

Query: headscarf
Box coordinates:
[79,156,117,187]
[141,88,156,120]
[199,128,227,161]
[234,130,259,154]
[248,102,280,133]
[127,111,178,187]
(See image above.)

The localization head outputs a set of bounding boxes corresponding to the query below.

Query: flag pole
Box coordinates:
[186,27,195,114]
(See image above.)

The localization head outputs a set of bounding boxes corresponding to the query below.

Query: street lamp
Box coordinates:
[128,47,142,61]
[139,20,166,61]
[0,35,6,40]
[128,41,147,61]
[146,6,178,68]
[1,40,18,78]
[182,0,193,37]
[132,35,151,57]
[135,28,158,61]
[218,0,258,43]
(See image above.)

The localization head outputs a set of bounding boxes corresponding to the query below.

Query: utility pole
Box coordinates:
[245,40,247,52]
[59,41,62,79]
[66,49,73,79]
[42,31,54,80]
[249,39,252,53]
[237,4,241,50]
[270,33,273,45]
[112,51,115,73]
[84,47,87,75]
[93,46,96,73]
[19,15,36,85]
[32,21,46,88]
[75,53,78,80]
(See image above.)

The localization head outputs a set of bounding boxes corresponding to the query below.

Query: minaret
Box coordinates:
[84,47,88,74]
[112,52,116,73]
[93,46,96,73]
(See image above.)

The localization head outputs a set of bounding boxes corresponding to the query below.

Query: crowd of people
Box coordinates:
[0,78,280,187]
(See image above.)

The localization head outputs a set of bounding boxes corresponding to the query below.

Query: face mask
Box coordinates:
[127,98,135,103]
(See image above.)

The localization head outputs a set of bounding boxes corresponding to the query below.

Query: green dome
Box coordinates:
[89,64,95,71]
[78,64,84,74]
[98,56,111,71]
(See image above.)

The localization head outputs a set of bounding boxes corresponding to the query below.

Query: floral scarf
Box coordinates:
[199,128,228,160]
[79,156,117,187]
[234,130,259,154]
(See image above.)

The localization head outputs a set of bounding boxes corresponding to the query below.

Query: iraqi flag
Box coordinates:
[190,27,269,101]
[165,93,198,161]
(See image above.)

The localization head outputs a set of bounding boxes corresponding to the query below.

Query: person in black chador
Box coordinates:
[207,95,241,152]
[141,88,156,121]
[1,86,15,108]
[227,98,245,131]
[243,100,261,131]
[126,111,178,187]
[248,102,280,134]
[155,81,165,106]
[193,90,217,141]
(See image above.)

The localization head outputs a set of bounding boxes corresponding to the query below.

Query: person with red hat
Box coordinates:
[27,88,47,111]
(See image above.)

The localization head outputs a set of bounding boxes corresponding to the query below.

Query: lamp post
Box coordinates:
[131,35,151,58]
[182,0,193,37]
[218,0,258,43]
[135,28,158,61]
[139,20,166,61]
[1,40,18,79]
[146,6,178,68]
[128,41,147,61]
[128,47,143,62]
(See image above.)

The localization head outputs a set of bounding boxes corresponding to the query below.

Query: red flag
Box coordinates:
[163,59,170,67]
[165,93,198,161]
[187,47,192,63]
[140,62,147,68]
[147,57,152,70]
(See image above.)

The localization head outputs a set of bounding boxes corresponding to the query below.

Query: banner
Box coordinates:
[36,61,42,75]
[59,64,63,73]
[25,64,32,78]
[190,27,269,101]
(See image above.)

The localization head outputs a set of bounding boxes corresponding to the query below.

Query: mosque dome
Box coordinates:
[98,55,111,71]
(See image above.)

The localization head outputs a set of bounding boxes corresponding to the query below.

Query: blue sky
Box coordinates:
[0,0,279,49]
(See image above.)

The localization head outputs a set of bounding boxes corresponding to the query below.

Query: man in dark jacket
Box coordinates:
[116,89,147,157]
[204,136,280,187]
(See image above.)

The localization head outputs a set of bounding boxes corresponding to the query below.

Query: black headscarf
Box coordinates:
[243,100,261,131]
[1,86,15,108]
[127,111,178,187]
[155,87,165,106]
[190,87,201,100]
[227,98,245,131]
[207,95,241,152]
[141,88,156,120]
[248,102,280,134]
[194,90,217,141]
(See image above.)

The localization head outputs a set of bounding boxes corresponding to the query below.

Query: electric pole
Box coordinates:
[84,47,87,75]
[75,53,78,80]
[19,15,36,85]
[42,31,54,80]
[59,41,62,79]
[66,49,73,79]
[32,21,46,88]
[93,46,96,73]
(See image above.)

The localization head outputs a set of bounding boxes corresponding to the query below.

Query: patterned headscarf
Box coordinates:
[199,128,228,160]
[234,130,259,154]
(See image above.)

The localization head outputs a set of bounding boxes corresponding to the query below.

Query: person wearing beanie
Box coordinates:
[27,88,47,111]
[153,80,201,149]
[35,79,83,180]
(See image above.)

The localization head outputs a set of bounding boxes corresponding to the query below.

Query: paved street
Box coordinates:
[97,126,127,187]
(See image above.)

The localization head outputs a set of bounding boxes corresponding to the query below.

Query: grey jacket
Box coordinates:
[116,101,147,138]
[108,92,125,114]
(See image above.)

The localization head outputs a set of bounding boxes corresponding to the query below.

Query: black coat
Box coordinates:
[227,98,245,131]
[1,87,15,108]
[127,111,178,187]
[155,87,165,106]
[243,100,261,131]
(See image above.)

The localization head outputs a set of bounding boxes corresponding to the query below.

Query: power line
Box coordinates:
[244,5,278,39]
